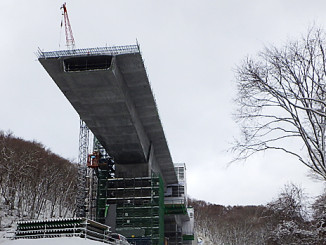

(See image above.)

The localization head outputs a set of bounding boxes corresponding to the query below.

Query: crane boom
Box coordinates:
[61,3,75,49]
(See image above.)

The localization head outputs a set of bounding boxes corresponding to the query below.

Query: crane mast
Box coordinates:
[60,3,96,218]
[61,3,75,50]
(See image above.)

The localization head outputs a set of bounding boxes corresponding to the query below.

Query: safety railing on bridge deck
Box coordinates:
[36,45,140,59]
[164,197,188,215]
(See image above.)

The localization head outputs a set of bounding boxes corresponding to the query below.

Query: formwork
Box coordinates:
[97,172,164,245]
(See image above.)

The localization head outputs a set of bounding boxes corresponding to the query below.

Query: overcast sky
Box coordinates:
[1,0,326,205]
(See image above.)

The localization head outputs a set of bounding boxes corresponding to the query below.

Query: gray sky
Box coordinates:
[1,0,325,205]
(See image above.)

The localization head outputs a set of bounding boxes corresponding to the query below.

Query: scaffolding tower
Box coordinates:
[76,119,98,220]
[76,120,89,217]
[96,173,165,245]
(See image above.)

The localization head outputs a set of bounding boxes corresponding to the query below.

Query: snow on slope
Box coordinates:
[0,237,106,245]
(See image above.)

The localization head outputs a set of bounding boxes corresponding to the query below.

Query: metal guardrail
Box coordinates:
[15,231,115,244]
[14,232,120,244]
[164,197,186,205]
[15,229,129,245]
[37,45,140,59]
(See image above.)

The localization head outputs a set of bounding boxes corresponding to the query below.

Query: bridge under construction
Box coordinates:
[37,45,195,245]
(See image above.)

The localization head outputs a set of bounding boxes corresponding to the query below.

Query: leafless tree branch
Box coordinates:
[232,26,326,180]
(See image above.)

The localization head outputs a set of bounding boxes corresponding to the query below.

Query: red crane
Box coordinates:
[61,3,75,49]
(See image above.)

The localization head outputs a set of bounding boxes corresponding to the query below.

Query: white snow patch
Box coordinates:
[0,237,107,245]
[196,232,214,245]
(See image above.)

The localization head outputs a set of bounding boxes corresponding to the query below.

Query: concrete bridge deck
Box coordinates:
[38,45,177,185]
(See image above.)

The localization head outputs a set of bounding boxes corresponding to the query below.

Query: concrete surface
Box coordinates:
[38,46,177,185]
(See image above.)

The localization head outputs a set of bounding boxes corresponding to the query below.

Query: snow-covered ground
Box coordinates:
[0,237,109,245]
[196,232,213,245]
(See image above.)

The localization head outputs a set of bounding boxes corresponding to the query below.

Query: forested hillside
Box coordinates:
[1,131,326,244]
[190,185,326,244]
[0,131,77,232]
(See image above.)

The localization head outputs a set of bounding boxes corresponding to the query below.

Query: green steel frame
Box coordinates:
[182,234,195,240]
[164,204,187,215]
[96,172,164,245]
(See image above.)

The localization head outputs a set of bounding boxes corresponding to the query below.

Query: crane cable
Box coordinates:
[59,12,64,49]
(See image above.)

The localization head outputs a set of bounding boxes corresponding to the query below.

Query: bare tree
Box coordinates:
[267,183,307,223]
[312,189,326,220]
[0,131,78,225]
[233,27,326,180]
[189,198,269,244]
[264,184,323,245]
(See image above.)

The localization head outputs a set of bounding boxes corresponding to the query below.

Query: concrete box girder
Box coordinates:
[39,47,178,185]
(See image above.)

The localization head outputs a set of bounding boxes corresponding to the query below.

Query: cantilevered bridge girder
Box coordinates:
[38,45,178,186]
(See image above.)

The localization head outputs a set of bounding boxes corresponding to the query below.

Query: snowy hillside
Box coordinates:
[0,237,107,245]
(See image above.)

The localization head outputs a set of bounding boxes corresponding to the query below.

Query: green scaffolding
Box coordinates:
[96,172,164,245]
[183,234,195,240]
[164,203,187,215]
